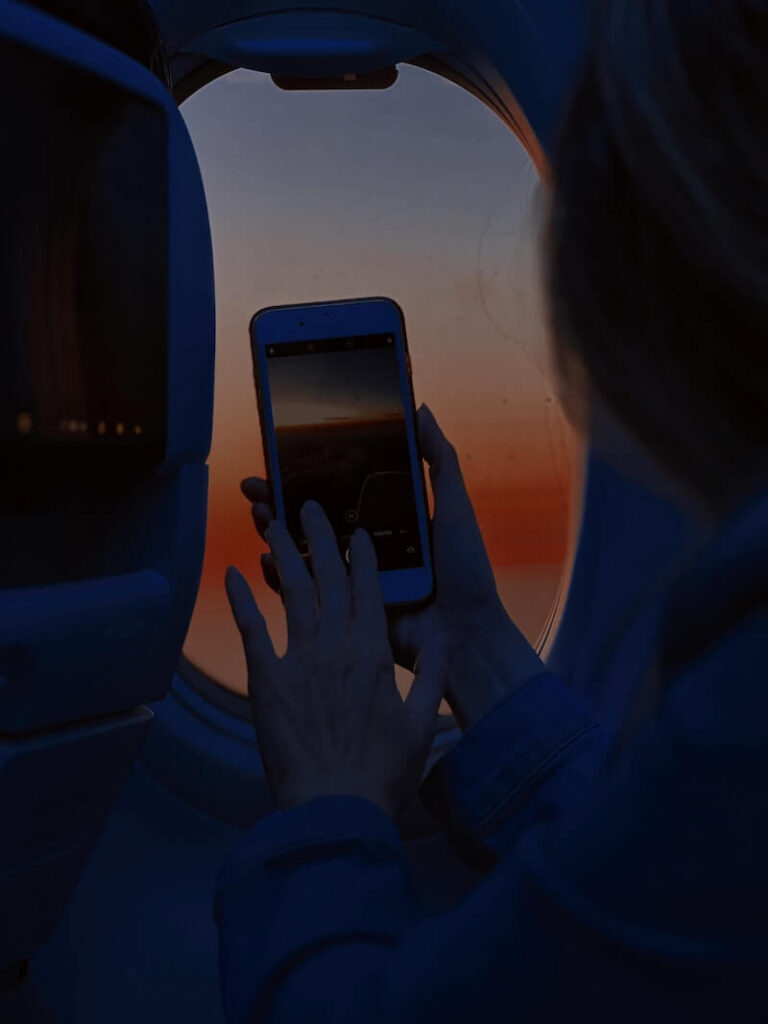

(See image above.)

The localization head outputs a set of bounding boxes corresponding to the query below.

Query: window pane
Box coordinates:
[181,66,576,695]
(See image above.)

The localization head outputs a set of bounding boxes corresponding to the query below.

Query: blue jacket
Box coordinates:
[215,492,768,1023]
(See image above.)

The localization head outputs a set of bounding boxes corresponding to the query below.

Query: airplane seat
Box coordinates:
[0,0,214,976]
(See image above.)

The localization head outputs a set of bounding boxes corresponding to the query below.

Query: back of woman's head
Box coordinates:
[549,0,767,509]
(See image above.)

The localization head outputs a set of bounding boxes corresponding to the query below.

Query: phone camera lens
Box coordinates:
[299,321,305,326]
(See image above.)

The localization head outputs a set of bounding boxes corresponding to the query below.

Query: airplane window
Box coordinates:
[180,66,577,696]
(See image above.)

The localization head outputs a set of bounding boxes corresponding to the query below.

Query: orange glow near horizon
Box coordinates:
[180,67,577,696]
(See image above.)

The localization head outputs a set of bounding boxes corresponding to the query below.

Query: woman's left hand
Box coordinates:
[225,500,446,819]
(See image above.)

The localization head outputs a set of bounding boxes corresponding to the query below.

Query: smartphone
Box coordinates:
[250,297,434,608]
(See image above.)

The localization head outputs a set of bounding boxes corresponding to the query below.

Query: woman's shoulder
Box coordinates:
[659,488,768,695]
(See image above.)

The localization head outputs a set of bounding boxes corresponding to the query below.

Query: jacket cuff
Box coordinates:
[217,794,405,895]
[215,797,413,1024]
[421,672,600,847]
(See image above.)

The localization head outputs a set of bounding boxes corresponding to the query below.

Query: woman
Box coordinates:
[220,1,768,1020]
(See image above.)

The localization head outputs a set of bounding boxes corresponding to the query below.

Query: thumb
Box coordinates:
[417,405,474,524]
[417,404,455,475]
[404,639,449,735]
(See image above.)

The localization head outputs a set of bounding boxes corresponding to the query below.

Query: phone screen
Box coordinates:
[265,333,424,571]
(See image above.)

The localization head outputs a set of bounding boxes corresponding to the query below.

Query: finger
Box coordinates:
[405,640,448,732]
[261,553,281,594]
[241,477,270,504]
[225,566,278,684]
[300,501,350,626]
[388,606,437,673]
[251,502,274,541]
[416,404,452,467]
[349,529,387,636]
[417,405,474,523]
[267,520,318,644]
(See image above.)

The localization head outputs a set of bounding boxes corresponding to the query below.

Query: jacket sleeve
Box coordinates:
[215,623,768,1024]
[420,671,610,868]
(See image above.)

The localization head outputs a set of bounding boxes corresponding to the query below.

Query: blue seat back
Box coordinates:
[0,0,214,968]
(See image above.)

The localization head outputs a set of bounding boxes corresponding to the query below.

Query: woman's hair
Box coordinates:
[548,0,767,507]
[27,0,171,88]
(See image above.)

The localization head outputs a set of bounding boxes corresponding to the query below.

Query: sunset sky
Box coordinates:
[269,346,404,428]
[180,66,577,694]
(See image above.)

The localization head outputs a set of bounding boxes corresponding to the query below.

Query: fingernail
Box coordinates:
[302,500,321,515]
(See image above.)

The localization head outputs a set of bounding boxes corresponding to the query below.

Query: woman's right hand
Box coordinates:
[242,405,546,731]
[389,406,546,729]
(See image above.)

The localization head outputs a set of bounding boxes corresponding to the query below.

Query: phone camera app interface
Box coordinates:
[266,334,423,571]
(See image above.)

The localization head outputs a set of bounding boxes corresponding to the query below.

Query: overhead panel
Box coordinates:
[186,11,447,78]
